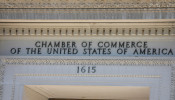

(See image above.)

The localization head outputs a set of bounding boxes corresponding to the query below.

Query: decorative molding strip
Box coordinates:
[0,27,174,36]
[0,0,175,8]
[15,74,161,78]
[1,58,174,66]
[0,20,174,36]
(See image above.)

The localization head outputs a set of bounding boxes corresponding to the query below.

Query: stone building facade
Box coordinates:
[0,0,175,100]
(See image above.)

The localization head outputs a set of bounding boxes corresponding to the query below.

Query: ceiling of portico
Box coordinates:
[26,85,150,100]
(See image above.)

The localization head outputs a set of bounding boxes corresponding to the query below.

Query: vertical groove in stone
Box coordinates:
[171,65,175,100]
[0,60,5,100]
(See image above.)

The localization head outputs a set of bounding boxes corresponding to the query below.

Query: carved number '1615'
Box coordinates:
[77,66,96,73]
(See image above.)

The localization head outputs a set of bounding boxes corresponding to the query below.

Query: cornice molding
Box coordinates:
[0,0,175,8]
[0,27,174,36]
[0,20,174,36]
